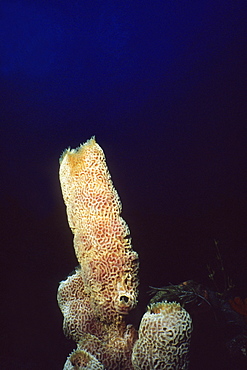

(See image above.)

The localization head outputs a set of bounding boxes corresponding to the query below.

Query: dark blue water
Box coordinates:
[1,1,246,368]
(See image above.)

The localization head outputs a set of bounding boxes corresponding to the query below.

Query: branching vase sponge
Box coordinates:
[58,137,139,369]
[57,137,192,369]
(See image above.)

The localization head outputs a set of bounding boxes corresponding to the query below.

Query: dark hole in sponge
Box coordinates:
[120,295,129,303]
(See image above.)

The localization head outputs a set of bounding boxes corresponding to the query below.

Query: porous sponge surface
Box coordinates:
[132,301,193,370]
[59,138,139,323]
[58,138,139,369]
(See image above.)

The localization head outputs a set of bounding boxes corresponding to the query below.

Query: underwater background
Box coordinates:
[1,0,247,369]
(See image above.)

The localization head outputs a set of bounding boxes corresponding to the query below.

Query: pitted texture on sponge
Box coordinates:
[132,301,193,370]
[59,138,139,323]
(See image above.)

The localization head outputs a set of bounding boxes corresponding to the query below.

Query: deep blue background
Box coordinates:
[1,1,247,368]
